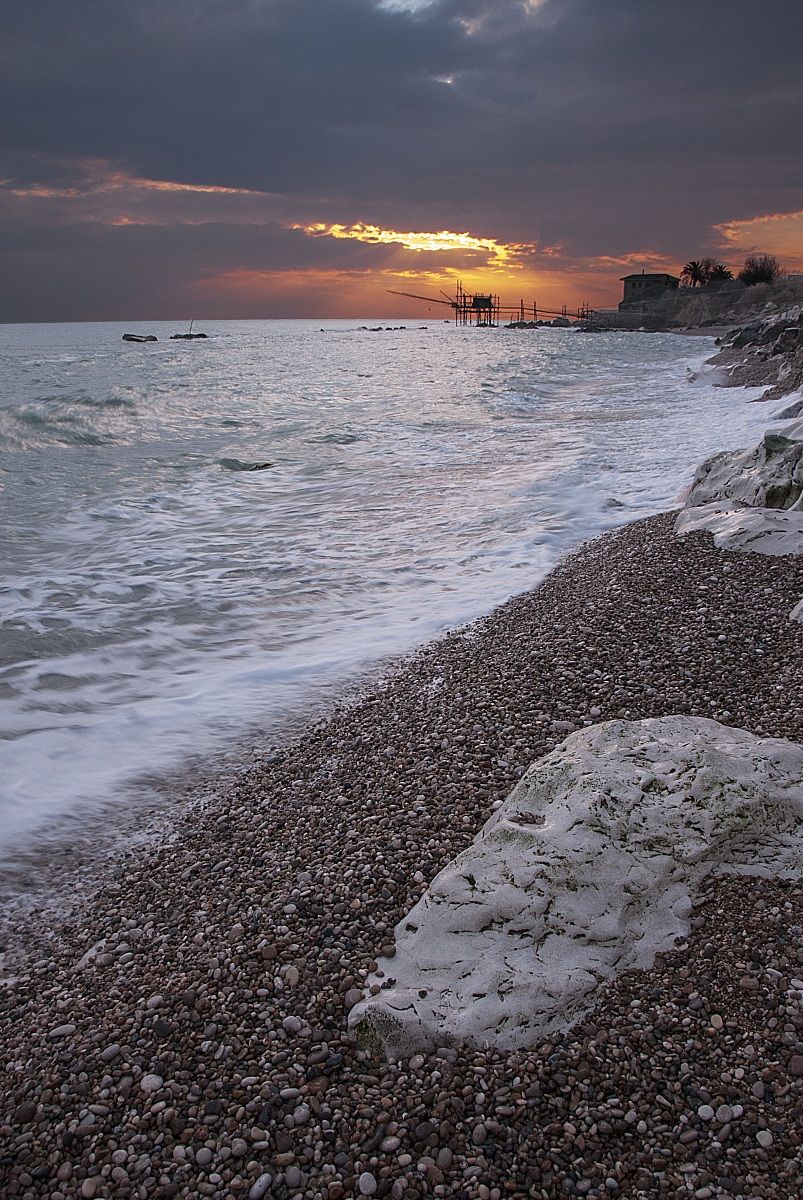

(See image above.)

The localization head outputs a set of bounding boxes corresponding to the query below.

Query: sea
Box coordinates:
[0,319,770,877]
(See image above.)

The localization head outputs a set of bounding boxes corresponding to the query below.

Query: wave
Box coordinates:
[312,432,362,445]
[1,407,119,448]
[71,393,137,410]
[0,392,135,450]
[0,323,771,873]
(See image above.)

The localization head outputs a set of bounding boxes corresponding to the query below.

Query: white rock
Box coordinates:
[791,598,803,623]
[350,717,803,1054]
[773,393,803,421]
[682,430,803,512]
[139,1073,163,1094]
[775,412,803,440]
[675,503,803,556]
[675,424,803,556]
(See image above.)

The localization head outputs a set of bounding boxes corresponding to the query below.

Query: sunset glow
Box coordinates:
[290,222,531,267]
[7,165,268,202]
[1,0,799,321]
[715,210,803,270]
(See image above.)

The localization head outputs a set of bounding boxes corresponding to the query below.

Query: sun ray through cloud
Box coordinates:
[289,221,534,268]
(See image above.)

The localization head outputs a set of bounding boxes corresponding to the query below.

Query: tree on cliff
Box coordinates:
[682,259,733,288]
[738,254,783,286]
[706,263,734,286]
[681,260,706,287]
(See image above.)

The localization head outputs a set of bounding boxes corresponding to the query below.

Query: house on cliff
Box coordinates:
[619,271,679,311]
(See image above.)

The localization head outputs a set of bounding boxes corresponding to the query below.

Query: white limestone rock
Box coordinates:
[675,503,803,556]
[774,395,803,421]
[350,717,803,1055]
[682,430,803,513]
[675,424,803,555]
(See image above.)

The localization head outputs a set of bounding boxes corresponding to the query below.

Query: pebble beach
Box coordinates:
[2,509,803,1200]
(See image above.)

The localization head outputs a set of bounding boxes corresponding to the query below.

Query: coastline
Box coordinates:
[0,327,752,905]
[2,510,802,1199]
[2,323,750,875]
[704,309,803,402]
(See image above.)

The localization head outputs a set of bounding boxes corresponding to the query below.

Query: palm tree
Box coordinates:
[681,260,706,287]
[707,263,733,284]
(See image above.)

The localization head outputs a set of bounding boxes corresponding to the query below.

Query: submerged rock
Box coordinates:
[350,716,803,1054]
[218,457,273,472]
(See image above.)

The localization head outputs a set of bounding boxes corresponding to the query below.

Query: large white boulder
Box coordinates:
[350,717,803,1055]
[682,430,802,512]
[675,502,803,555]
[675,425,803,555]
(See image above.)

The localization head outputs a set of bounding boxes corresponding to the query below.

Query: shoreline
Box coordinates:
[704,310,803,402]
[2,511,802,1198]
[1,324,745,889]
[0,329,744,909]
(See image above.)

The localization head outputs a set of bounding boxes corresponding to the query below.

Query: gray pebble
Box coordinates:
[249,1174,273,1200]
[49,1023,76,1038]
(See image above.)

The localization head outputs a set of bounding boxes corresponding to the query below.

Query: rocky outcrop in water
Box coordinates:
[709,309,803,399]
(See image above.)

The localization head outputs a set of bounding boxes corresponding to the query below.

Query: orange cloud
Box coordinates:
[190,262,621,318]
[8,173,263,201]
[2,159,281,225]
[587,250,679,273]
[125,177,263,197]
[290,220,533,268]
[714,209,803,269]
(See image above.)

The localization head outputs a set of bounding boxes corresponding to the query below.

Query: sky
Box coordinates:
[1,0,801,321]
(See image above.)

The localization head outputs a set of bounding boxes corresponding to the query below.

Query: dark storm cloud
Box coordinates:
[0,218,395,321]
[1,0,801,318]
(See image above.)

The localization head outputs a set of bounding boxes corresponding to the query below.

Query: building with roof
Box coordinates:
[619,271,680,310]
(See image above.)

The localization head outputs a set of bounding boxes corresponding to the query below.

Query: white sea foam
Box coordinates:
[0,320,770,864]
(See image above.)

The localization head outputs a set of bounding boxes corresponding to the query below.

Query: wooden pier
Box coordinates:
[387,282,592,327]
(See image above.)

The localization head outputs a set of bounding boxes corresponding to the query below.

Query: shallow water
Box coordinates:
[0,319,768,865]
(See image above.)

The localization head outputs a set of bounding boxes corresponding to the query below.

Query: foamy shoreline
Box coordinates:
[3,315,803,1196]
[4,323,752,866]
[2,505,802,1198]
